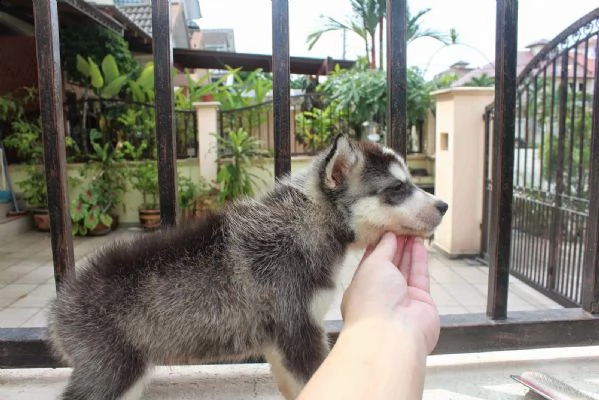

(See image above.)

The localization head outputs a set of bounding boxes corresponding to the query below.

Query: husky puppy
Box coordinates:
[47,135,448,400]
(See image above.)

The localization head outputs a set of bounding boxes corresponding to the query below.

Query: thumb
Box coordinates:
[365,232,398,262]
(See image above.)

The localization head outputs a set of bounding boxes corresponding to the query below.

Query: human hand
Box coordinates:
[340,232,440,354]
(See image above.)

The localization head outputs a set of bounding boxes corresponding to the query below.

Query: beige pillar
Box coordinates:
[431,87,495,258]
[193,101,220,182]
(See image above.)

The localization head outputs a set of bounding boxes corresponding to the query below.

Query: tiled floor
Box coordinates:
[0,229,563,328]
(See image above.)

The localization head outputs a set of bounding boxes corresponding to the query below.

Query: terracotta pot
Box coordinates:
[139,209,160,230]
[200,94,214,102]
[32,208,50,232]
[110,214,119,230]
[88,223,111,236]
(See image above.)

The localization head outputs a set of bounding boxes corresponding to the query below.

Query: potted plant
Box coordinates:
[70,184,113,236]
[178,174,213,221]
[20,165,49,231]
[194,182,220,217]
[214,128,270,205]
[1,89,50,230]
[130,160,160,229]
[81,129,133,229]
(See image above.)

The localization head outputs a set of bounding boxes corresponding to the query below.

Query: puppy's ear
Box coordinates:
[323,135,358,189]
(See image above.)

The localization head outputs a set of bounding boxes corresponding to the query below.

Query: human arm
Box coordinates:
[297,233,440,400]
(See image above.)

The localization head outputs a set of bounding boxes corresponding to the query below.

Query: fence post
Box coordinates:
[32,0,75,290]
[152,0,178,228]
[487,0,518,320]
[194,102,220,183]
[386,0,408,158]
[582,38,599,314]
[272,0,291,177]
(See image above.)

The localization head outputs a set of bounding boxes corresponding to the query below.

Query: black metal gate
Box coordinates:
[482,8,599,307]
[2,0,599,369]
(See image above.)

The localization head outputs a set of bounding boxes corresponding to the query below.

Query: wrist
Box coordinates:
[340,316,428,355]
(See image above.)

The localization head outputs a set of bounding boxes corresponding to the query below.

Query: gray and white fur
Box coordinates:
[46,135,448,400]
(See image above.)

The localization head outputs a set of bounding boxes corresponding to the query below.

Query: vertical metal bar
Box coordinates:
[570,213,584,303]
[272,0,291,177]
[582,36,599,314]
[539,68,547,188]
[530,77,538,190]
[578,39,589,198]
[548,54,569,291]
[32,0,75,290]
[562,211,573,298]
[480,109,491,257]
[523,87,529,188]
[516,93,522,187]
[152,0,178,227]
[568,46,578,196]
[386,0,407,157]
[547,60,557,192]
[486,0,518,320]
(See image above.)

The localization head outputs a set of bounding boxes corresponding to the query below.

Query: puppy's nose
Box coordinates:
[435,201,448,216]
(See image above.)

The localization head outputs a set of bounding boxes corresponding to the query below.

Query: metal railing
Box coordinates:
[482,8,599,308]
[1,0,598,369]
[63,99,197,161]
[217,93,424,158]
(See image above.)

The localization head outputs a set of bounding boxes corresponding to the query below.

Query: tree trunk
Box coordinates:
[370,32,376,69]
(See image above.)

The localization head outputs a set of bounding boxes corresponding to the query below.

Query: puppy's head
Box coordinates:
[318,135,448,246]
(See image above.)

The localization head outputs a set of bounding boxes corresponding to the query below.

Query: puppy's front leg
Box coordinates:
[263,322,330,400]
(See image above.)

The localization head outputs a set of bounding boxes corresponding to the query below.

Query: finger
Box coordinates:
[392,235,408,267]
[365,232,398,263]
[398,236,414,278]
[359,244,375,264]
[408,237,431,292]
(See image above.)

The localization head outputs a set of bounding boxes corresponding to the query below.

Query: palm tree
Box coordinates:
[465,73,495,87]
[307,0,377,68]
[307,0,452,69]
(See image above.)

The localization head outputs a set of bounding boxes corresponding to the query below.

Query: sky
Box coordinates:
[196,0,598,78]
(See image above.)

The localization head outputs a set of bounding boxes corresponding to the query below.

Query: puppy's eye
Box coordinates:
[391,183,403,192]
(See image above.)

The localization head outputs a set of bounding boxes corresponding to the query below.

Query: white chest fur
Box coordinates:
[309,255,350,324]
[309,287,337,324]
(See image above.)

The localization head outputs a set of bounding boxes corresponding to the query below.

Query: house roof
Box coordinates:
[200,29,235,51]
[0,0,124,35]
[96,4,152,48]
[451,49,536,87]
[118,4,152,35]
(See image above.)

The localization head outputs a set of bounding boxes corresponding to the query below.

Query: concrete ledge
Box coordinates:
[2,347,599,399]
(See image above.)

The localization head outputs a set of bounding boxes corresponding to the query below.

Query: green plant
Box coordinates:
[464,73,495,87]
[178,174,210,213]
[317,65,387,139]
[19,166,47,209]
[213,67,272,110]
[70,185,113,236]
[316,64,434,140]
[174,69,230,110]
[294,107,335,153]
[1,88,48,209]
[80,129,133,215]
[130,161,160,209]
[61,23,138,86]
[214,128,270,203]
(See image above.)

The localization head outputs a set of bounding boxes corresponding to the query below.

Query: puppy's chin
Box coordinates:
[352,225,437,249]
